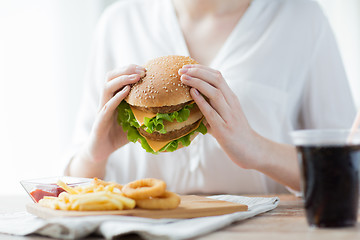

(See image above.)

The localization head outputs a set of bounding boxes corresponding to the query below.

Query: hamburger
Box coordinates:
[117,55,207,153]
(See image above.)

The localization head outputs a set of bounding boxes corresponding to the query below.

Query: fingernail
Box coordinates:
[181,75,191,81]
[136,65,145,71]
[135,69,145,77]
[129,74,138,80]
[178,68,188,75]
[135,66,145,76]
[122,85,130,92]
[193,88,199,95]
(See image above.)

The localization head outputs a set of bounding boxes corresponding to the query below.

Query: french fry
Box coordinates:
[57,180,79,194]
[73,185,93,193]
[112,187,122,194]
[105,184,115,192]
[58,192,69,203]
[68,191,108,201]
[78,202,118,211]
[72,195,109,205]
[43,196,57,200]
[107,193,136,209]
[108,198,124,210]
[57,201,71,210]
[93,178,123,190]
[94,185,105,192]
[39,198,55,208]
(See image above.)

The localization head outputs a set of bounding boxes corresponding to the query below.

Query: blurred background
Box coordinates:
[0,0,359,195]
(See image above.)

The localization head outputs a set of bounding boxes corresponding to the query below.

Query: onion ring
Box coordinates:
[135,191,181,210]
[122,178,166,200]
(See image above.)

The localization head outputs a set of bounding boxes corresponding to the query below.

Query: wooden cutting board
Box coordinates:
[26,195,248,219]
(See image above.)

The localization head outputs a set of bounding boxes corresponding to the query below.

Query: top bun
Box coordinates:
[125,55,198,107]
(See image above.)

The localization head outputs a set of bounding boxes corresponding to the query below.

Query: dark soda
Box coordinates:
[297,144,360,227]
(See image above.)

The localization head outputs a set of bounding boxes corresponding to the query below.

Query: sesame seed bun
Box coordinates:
[125,55,198,108]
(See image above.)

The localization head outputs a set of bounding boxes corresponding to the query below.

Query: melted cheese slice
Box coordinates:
[144,139,172,153]
[141,118,203,152]
[130,106,157,126]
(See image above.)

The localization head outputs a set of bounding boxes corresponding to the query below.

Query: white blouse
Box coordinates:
[71,0,356,194]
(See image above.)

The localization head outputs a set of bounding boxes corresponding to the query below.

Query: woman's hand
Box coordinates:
[179,64,300,191]
[178,64,257,169]
[87,64,145,162]
[68,64,145,179]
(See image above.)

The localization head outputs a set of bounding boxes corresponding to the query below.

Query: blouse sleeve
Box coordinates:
[299,14,356,129]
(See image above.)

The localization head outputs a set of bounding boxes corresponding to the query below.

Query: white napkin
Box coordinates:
[0,195,279,240]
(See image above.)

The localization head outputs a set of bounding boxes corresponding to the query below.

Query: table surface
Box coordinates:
[1,194,360,240]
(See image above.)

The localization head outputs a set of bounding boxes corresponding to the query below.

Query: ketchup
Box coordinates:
[30,185,65,202]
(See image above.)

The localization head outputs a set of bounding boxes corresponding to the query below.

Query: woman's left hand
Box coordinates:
[179,64,300,191]
[179,64,258,169]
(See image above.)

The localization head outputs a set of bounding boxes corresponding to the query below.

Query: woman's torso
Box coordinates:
[86,0,351,194]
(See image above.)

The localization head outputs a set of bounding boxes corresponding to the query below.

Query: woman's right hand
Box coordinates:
[84,64,145,163]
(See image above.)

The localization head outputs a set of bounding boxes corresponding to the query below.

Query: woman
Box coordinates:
[66,0,355,194]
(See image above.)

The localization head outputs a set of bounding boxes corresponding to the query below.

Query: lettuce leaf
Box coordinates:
[117,101,207,154]
[117,101,155,153]
[143,104,194,134]
[117,100,140,129]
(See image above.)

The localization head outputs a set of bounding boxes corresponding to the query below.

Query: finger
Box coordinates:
[102,74,140,105]
[201,118,212,134]
[108,74,141,94]
[181,75,231,120]
[100,86,130,122]
[202,118,208,127]
[179,66,237,107]
[181,74,217,98]
[182,64,219,74]
[106,64,145,82]
[179,67,219,89]
[190,88,225,127]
